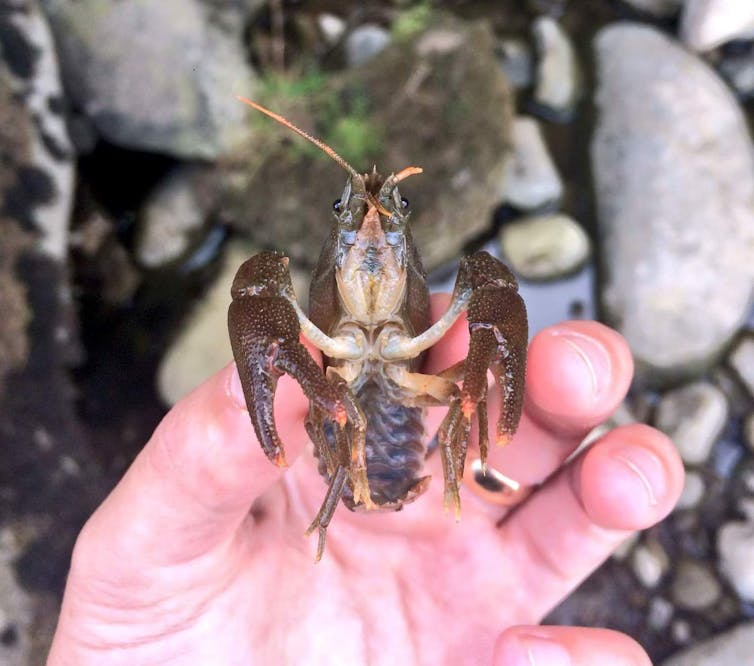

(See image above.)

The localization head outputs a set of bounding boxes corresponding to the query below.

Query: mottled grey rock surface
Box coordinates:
[592,24,754,383]
[40,0,256,158]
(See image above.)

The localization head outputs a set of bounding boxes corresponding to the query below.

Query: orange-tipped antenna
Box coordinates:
[237,96,359,178]
[393,166,423,183]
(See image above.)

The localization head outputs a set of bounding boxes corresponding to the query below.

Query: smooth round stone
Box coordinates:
[671,560,722,610]
[592,24,754,383]
[532,16,581,119]
[648,596,674,631]
[655,381,728,465]
[675,471,705,510]
[504,116,563,210]
[345,24,391,67]
[632,539,670,588]
[717,520,754,602]
[681,0,754,51]
[728,334,754,399]
[500,214,590,281]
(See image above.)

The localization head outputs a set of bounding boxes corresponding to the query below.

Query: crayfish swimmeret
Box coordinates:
[228,99,528,559]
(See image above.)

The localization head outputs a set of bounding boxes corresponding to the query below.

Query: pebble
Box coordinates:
[42,0,255,158]
[497,38,533,89]
[662,622,754,665]
[345,24,391,67]
[675,470,705,510]
[157,241,252,405]
[499,214,590,280]
[648,596,674,632]
[728,333,754,399]
[504,116,563,209]
[632,538,670,588]
[318,13,346,45]
[136,166,211,268]
[0,528,32,666]
[592,24,754,383]
[717,519,754,602]
[671,559,722,610]
[532,16,581,119]
[655,381,728,465]
[680,0,754,51]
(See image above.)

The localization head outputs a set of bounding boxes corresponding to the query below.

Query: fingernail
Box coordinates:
[496,634,571,666]
[612,445,666,508]
[550,328,611,399]
[228,365,248,411]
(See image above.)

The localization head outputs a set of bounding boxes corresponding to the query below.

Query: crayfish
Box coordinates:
[228,99,528,559]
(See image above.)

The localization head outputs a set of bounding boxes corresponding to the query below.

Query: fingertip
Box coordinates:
[495,626,651,666]
[525,321,633,434]
[578,424,684,531]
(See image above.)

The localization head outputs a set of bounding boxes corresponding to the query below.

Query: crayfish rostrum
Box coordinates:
[228,98,528,559]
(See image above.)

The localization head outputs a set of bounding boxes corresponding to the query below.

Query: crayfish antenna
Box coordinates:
[236,96,359,179]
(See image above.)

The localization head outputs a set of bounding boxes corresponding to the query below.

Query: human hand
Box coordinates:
[48,295,683,665]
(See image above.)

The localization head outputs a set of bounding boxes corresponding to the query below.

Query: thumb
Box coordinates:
[75,359,310,568]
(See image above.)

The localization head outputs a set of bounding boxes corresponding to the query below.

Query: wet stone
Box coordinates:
[681,0,754,51]
[621,0,683,16]
[671,559,722,611]
[676,470,706,510]
[592,24,754,383]
[499,213,590,281]
[717,519,754,602]
[655,381,728,465]
[532,16,581,120]
[504,116,563,210]
[647,596,674,632]
[632,538,670,589]
[345,24,391,67]
[728,333,754,399]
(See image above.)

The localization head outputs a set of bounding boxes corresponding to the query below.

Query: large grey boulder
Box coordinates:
[40,0,256,158]
[592,24,754,384]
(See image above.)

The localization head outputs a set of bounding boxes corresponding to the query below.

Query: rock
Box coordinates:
[647,596,674,631]
[499,214,590,281]
[621,0,683,16]
[0,3,107,659]
[532,16,581,120]
[632,538,670,588]
[655,381,728,465]
[676,470,705,510]
[504,116,563,209]
[40,0,256,158]
[345,24,391,67]
[671,559,722,610]
[592,24,754,383]
[318,13,346,45]
[0,528,33,666]
[662,622,754,665]
[498,38,533,89]
[136,166,214,268]
[681,0,754,51]
[157,241,251,405]
[729,333,754,398]
[718,520,754,602]
[221,17,514,271]
[157,241,310,405]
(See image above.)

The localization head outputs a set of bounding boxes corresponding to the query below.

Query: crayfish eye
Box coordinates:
[400,197,409,209]
[332,199,342,212]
